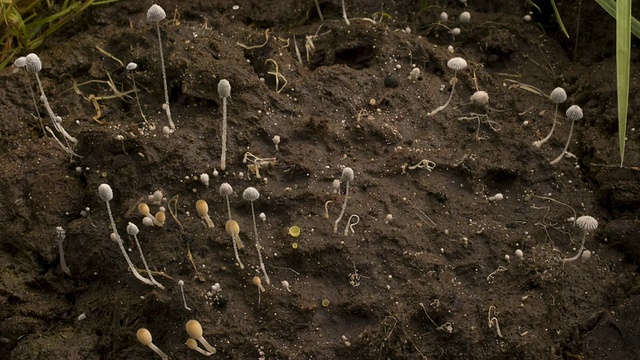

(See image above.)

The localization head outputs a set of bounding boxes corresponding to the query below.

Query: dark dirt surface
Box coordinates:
[1,0,640,359]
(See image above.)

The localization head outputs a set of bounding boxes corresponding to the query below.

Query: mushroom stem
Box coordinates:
[56,226,71,276]
[549,117,576,165]
[221,95,228,170]
[533,103,559,147]
[562,231,587,263]
[333,180,350,232]
[250,201,269,284]
[341,0,350,25]
[155,23,174,130]
[129,224,165,289]
[427,72,459,117]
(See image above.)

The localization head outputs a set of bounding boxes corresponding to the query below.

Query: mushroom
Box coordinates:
[136,328,169,360]
[333,167,354,233]
[219,182,233,220]
[533,87,567,148]
[218,79,231,170]
[186,338,212,356]
[147,4,174,130]
[126,222,165,289]
[563,215,597,263]
[225,219,245,269]
[186,320,216,354]
[98,184,154,286]
[195,199,215,228]
[243,187,270,284]
[427,57,468,116]
[138,202,159,226]
[550,105,584,165]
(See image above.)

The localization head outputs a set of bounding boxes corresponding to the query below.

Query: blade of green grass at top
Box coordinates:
[616,0,631,167]
[549,0,570,38]
[596,0,640,38]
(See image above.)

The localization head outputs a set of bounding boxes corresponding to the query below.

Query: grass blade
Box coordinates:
[596,0,640,39]
[549,0,569,38]
[616,0,631,166]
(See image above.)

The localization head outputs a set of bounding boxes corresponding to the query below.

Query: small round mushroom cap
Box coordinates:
[243,187,260,201]
[252,276,262,286]
[470,91,489,106]
[219,182,233,196]
[576,215,598,231]
[440,12,448,21]
[451,27,461,36]
[155,211,166,225]
[195,200,209,216]
[126,222,139,236]
[566,105,583,121]
[218,79,231,98]
[549,87,567,104]
[25,53,42,73]
[447,57,467,71]
[225,220,240,237]
[186,338,198,350]
[146,4,166,22]
[136,328,153,346]
[186,320,203,338]
[98,184,113,202]
[126,62,137,71]
[341,167,354,182]
[459,11,471,23]
[14,57,27,68]
[138,203,151,216]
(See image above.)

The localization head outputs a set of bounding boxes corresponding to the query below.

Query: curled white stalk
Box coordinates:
[127,222,165,289]
[334,167,354,232]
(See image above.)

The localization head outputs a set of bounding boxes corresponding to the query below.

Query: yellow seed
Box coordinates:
[322,299,330,307]
[292,243,298,249]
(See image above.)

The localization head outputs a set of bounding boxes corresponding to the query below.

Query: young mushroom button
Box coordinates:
[25,53,42,73]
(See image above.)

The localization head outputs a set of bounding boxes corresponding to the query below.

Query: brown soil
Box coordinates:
[1,1,639,359]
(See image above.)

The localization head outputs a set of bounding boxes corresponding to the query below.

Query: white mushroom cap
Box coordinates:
[126,222,139,236]
[243,187,260,201]
[566,105,583,121]
[576,215,598,231]
[14,56,27,68]
[341,167,354,182]
[447,57,467,71]
[98,184,113,202]
[219,182,233,196]
[146,4,166,22]
[459,11,471,23]
[25,53,42,73]
[218,79,231,98]
[550,87,567,104]
[470,91,489,106]
[126,62,137,71]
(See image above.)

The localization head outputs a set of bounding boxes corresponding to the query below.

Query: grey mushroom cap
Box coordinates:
[447,57,467,71]
[341,167,355,182]
[25,53,42,73]
[147,4,166,22]
[14,57,27,68]
[98,184,113,202]
[219,182,233,196]
[470,91,489,106]
[243,187,260,201]
[126,62,138,71]
[566,105,583,121]
[576,215,598,231]
[549,87,567,104]
[126,222,139,236]
[218,79,231,98]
